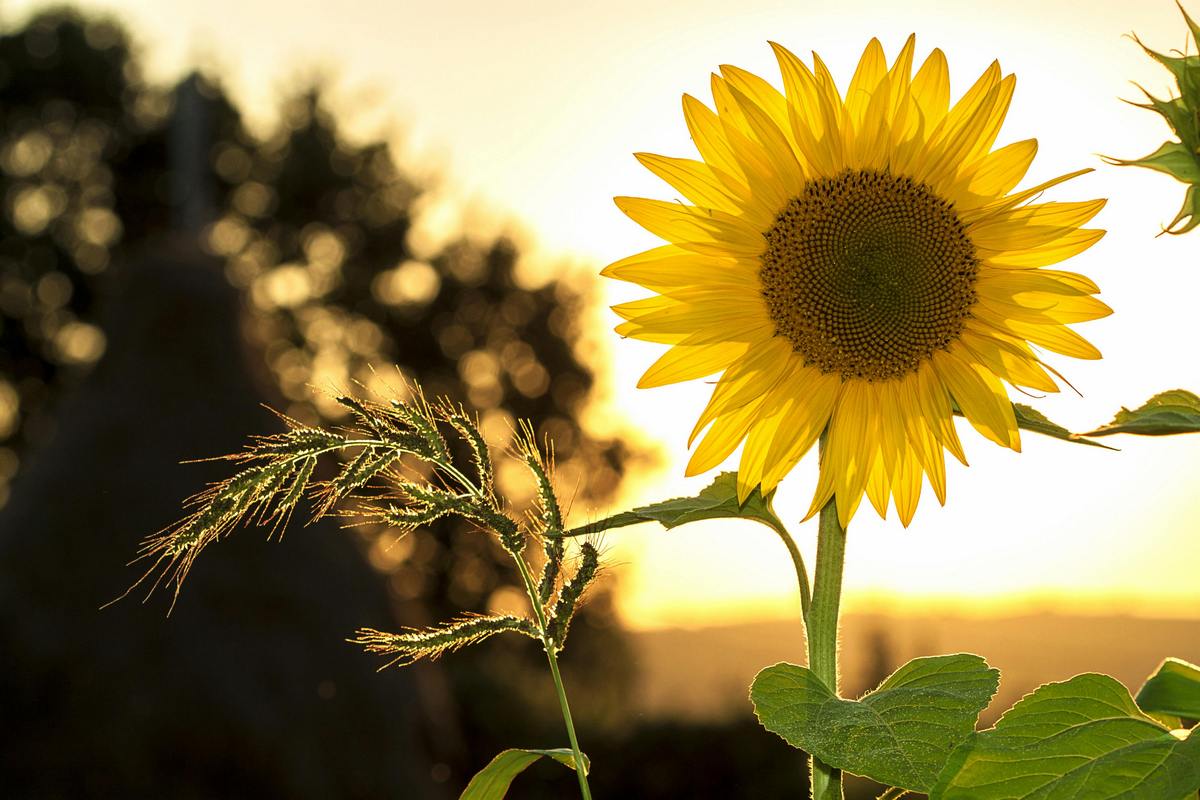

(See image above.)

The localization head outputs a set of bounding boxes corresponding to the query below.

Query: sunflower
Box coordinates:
[604,36,1109,527]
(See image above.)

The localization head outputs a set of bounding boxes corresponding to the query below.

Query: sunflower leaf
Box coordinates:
[1137,658,1200,720]
[930,673,1200,799]
[751,654,999,792]
[460,748,588,800]
[1083,390,1200,436]
[565,471,785,537]
[1010,403,1115,449]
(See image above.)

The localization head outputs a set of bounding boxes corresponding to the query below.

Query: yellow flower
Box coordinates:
[605,36,1109,527]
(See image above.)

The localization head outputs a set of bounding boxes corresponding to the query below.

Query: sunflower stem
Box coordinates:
[808,493,846,800]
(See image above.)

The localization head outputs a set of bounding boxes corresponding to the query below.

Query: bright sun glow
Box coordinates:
[20,0,1200,629]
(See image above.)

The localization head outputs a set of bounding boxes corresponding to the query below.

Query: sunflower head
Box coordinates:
[605,36,1109,527]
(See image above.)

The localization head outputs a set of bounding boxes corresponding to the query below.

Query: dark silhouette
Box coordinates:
[0,241,428,798]
[0,8,637,797]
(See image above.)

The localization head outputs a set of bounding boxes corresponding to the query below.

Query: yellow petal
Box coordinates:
[982,228,1105,269]
[634,152,745,213]
[687,393,767,475]
[960,138,1038,204]
[916,362,968,465]
[761,368,841,490]
[899,376,948,505]
[719,63,792,139]
[725,82,806,195]
[892,445,922,527]
[933,349,1019,451]
[921,77,1014,190]
[710,77,795,212]
[910,47,950,129]
[615,317,774,346]
[888,34,917,89]
[612,295,765,334]
[737,385,796,502]
[825,381,878,527]
[962,168,1093,223]
[940,61,1002,138]
[846,38,888,127]
[969,199,1107,251]
[865,447,892,519]
[975,266,1096,297]
[999,318,1103,359]
[770,41,842,176]
[682,93,747,184]
[638,340,750,388]
[958,329,1059,393]
[691,337,796,442]
[601,245,757,293]
[614,196,765,256]
[770,41,823,133]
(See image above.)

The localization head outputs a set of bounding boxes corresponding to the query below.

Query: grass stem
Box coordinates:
[513,553,593,800]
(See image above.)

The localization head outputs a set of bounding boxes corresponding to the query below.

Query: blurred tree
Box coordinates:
[0,9,134,500]
[0,5,640,796]
[217,85,642,776]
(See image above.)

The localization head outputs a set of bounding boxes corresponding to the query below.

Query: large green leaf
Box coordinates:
[1084,390,1200,436]
[460,748,588,800]
[931,673,1200,799]
[751,654,999,792]
[565,471,785,537]
[1137,658,1200,720]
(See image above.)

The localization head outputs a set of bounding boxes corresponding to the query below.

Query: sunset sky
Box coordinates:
[12,0,1199,628]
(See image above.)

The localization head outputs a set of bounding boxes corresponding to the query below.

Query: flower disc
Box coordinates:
[761,169,979,382]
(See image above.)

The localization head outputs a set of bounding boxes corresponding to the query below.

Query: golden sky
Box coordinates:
[15,0,1200,628]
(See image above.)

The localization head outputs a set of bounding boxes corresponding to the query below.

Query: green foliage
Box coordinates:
[129,396,446,601]
[1137,658,1200,720]
[129,385,600,666]
[930,673,1200,799]
[751,655,999,792]
[548,542,600,649]
[1084,390,1200,436]
[460,748,590,800]
[130,383,604,796]
[567,472,787,538]
[1010,403,1114,449]
[516,420,564,533]
[1108,2,1200,233]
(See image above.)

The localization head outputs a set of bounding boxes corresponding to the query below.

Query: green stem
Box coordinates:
[808,492,847,800]
[513,554,593,800]
[545,642,592,800]
[876,788,910,800]
[771,523,811,620]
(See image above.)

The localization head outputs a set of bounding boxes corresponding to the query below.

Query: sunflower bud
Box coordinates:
[1110,2,1200,234]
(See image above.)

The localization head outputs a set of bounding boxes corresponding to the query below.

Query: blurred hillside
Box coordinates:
[630,612,1200,723]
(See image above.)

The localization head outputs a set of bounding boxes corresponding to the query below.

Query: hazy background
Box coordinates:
[0,1,1197,798]
[3,0,1193,626]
